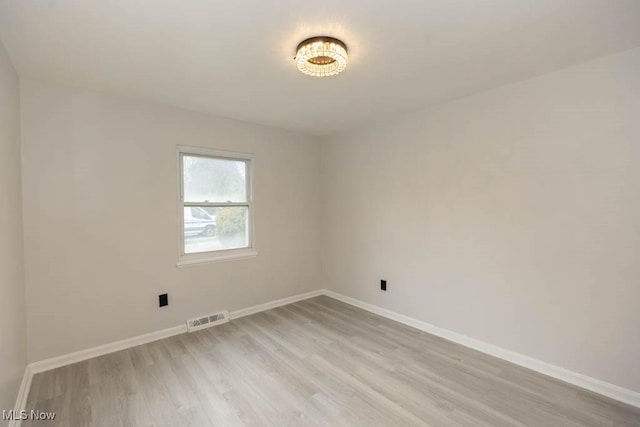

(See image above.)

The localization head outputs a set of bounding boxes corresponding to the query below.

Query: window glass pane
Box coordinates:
[183,155,247,203]
[184,206,249,254]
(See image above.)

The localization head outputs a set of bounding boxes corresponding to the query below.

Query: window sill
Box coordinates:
[176,249,258,268]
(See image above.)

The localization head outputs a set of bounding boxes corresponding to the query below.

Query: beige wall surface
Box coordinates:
[20,79,322,362]
[0,40,27,419]
[321,48,640,392]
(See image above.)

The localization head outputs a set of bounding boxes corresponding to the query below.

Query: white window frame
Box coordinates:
[176,145,257,267]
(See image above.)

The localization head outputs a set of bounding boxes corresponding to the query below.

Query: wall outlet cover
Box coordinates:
[159,293,168,307]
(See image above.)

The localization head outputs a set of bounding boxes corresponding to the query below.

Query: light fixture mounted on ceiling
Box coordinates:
[295,36,348,77]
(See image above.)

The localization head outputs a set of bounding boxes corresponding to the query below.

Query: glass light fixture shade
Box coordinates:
[295,37,348,77]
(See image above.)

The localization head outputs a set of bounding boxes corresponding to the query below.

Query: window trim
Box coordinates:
[176,145,257,267]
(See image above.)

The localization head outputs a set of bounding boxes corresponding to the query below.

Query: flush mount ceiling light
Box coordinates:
[295,36,348,77]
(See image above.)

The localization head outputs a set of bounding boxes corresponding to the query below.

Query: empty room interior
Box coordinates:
[1,1,640,426]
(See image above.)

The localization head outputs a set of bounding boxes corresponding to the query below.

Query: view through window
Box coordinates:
[179,149,253,262]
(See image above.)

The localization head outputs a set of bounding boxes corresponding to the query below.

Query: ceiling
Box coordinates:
[1,1,640,136]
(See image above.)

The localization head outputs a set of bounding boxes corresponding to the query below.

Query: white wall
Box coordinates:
[321,48,640,392]
[12,41,640,398]
[0,40,26,418]
[20,79,321,362]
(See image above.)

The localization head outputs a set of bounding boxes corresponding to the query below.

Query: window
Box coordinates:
[177,146,256,266]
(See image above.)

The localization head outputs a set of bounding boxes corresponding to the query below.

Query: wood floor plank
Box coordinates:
[23,296,640,426]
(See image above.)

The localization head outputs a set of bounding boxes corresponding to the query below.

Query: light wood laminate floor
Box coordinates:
[25,296,640,426]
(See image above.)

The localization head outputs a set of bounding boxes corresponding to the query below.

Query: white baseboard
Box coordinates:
[323,289,640,409]
[29,324,188,374]
[230,289,324,320]
[9,365,33,427]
